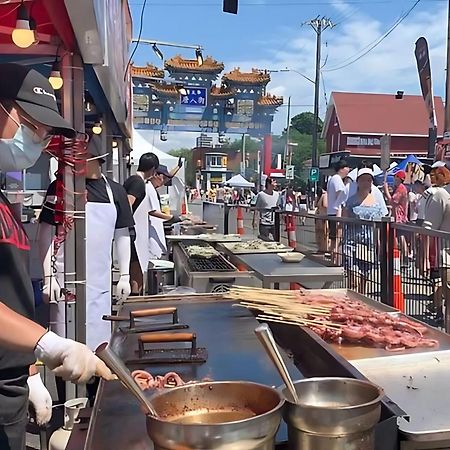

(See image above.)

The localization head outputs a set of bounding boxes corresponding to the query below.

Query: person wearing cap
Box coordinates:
[123,152,160,295]
[343,168,387,293]
[326,159,350,262]
[147,165,182,261]
[39,134,134,348]
[38,134,133,402]
[0,63,114,449]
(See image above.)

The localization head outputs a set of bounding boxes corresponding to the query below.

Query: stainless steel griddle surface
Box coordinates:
[85,298,298,450]
[231,253,344,288]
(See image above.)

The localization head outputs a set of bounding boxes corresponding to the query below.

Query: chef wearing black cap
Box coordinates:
[0,64,114,449]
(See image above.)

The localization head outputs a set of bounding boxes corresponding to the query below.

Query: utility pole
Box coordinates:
[285,96,291,167]
[445,0,450,133]
[307,17,334,169]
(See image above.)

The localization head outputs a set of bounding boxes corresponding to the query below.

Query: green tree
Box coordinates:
[168,147,196,186]
[290,112,323,135]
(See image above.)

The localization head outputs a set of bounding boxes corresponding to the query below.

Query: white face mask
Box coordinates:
[0,124,50,172]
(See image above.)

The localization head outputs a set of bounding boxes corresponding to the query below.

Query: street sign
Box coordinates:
[285,165,295,180]
[380,134,391,171]
[180,88,207,106]
[309,167,319,182]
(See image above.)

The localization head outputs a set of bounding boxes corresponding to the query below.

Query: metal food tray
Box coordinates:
[167,234,242,243]
[304,289,450,360]
[351,350,450,442]
[220,241,294,254]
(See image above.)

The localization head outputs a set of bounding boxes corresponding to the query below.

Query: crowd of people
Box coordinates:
[316,158,450,320]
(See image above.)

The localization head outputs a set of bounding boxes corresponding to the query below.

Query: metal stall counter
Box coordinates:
[81,295,299,450]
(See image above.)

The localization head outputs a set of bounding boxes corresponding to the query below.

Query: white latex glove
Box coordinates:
[35,331,115,384]
[42,276,62,304]
[27,373,52,426]
[116,274,131,301]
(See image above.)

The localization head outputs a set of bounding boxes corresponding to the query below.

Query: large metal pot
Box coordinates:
[282,377,383,450]
[146,381,284,450]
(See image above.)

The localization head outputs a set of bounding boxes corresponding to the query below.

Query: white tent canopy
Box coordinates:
[128,128,186,214]
[130,129,180,170]
[225,174,255,188]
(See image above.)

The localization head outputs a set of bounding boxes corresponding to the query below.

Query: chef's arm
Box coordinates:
[0,302,47,352]
[37,222,54,279]
[149,210,174,221]
[127,194,136,208]
[37,222,61,303]
[0,302,114,382]
[114,228,131,277]
[114,228,132,301]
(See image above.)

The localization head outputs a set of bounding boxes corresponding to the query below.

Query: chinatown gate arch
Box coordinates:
[131,55,283,180]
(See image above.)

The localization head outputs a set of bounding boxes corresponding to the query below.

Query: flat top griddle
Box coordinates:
[231,253,343,288]
[85,298,298,450]
[351,350,450,441]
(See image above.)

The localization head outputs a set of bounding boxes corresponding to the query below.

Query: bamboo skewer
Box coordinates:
[227,286,342,332]
[257,315,343,330]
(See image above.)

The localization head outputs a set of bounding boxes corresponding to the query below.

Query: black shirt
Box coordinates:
[0,192,35,371]
[40,178,135,229]
[123,175,146,213]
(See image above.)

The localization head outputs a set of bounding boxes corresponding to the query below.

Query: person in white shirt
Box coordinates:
[147,165,181,260]
[253,177,280,241]
[327,159,350,258]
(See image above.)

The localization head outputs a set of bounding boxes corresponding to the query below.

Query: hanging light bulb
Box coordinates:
[12,2,35,49]
[196,48,204,66]
[152,43,164,61]
[112,140,118,148]
[85,101,93,112]
[92,120,103,135]
[48,60,63,90]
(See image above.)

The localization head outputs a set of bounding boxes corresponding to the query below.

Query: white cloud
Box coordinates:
[223,2,447,134]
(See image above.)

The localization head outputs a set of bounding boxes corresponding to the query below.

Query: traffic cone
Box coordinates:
[287,215,297,249]
[393,244,405,312]
[236,206,244,235]
[181,192,188,215]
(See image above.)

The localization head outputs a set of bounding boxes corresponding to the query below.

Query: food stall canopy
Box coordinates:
[375,154,422,185]
[225,174,255,188]
[130,129,180,171]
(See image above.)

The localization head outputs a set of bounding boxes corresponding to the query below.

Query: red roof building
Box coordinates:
[322,92,445,157]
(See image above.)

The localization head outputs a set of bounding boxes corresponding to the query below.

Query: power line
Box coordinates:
[125,0,147,80]
[323,0,422,72]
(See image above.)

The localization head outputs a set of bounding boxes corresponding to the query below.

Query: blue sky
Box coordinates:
[128,0,448,149]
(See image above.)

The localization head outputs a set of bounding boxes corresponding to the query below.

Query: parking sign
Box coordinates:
[309,167,319,182]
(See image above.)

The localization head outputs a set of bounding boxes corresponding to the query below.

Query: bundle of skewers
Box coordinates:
[226,286,439,351]
[226,286,342,332]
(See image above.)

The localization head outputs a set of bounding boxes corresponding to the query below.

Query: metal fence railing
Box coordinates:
[199,202,450,332]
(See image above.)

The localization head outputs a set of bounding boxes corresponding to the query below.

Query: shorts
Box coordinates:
[259,224,275,241]
[328,215,338,240]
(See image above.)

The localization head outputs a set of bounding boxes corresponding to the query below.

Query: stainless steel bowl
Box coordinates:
[282,377,383,436]
[146,381,284,450]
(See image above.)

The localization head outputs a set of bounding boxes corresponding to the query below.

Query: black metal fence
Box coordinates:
[201,202,450,332]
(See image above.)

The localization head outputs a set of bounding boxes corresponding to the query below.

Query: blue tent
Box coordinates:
[374,154,422,185]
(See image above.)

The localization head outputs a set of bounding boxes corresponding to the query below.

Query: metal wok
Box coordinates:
[146,381,285,450]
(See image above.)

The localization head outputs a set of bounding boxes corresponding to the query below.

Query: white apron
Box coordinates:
[133,175,151,274]
[85,176,117,350]
[147,182,166,260]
